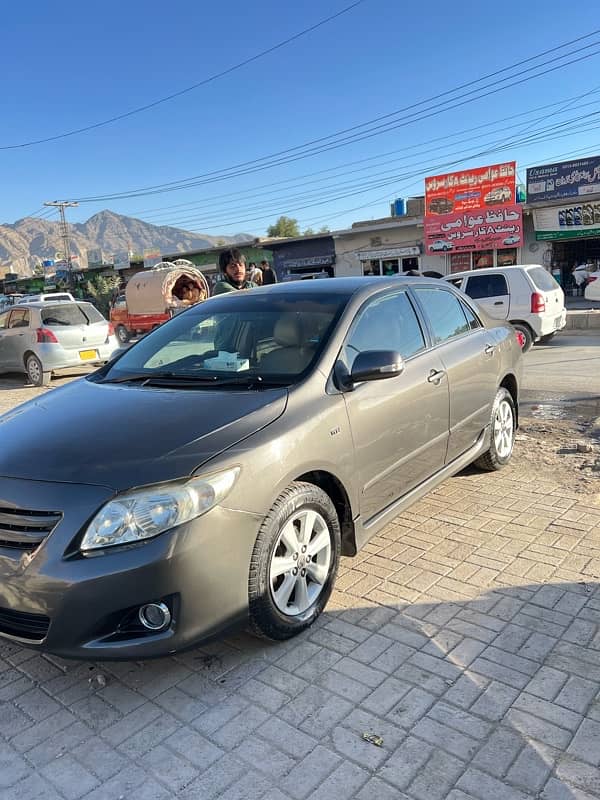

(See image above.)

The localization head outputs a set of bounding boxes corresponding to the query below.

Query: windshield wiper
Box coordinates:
[97,372,288,388]
[97,372,220,385]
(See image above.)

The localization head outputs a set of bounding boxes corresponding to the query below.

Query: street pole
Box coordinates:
[43,201,79,288]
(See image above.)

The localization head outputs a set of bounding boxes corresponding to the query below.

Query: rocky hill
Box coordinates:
[0,210,253,275]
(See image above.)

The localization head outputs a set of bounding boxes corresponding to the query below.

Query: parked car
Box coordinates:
[0,301,119,386]
[484,186,512,204]
[430,239,453,252]
[445,264,566,351]
[584,270,600,301]
[17,292,75,304]
[0,278,522,658]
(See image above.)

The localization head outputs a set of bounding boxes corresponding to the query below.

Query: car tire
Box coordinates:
[248,481,341,641]
[25,354,51,387]
[115,325,130,345]
[512,323,534,352]
[474,387,516,472]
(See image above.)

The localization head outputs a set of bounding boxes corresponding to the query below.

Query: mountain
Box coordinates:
[0,210,254,275]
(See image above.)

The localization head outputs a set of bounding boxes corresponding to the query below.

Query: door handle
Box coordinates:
[484,344,495,356]
[427,369,446,386]
[493,301,504,306]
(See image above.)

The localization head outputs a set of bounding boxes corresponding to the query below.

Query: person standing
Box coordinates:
[247,262,263,285]
[212,249,258,295]
[260,259,278,285]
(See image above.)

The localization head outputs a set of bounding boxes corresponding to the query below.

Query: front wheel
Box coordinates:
[474,388,516,471]
[249,482,341,641]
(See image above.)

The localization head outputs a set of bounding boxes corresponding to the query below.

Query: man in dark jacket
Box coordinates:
[260,259,278,285]
[212,249,257,295]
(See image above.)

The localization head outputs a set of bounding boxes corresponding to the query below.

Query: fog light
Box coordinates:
[138,602,171,631]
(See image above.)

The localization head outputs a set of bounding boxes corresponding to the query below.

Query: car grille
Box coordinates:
[0,507,62,551]
[0,607,50,641]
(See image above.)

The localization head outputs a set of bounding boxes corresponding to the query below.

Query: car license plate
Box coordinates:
[79,349,98,361]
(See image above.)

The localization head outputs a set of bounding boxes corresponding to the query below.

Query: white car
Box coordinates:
[0,301,119,386]
[584,271,600,301]
[445,264,566,351]
[430,240,453,252]
[17,292,75,304]
[503,235,520,246]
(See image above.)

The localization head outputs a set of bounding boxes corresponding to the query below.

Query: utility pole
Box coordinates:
[43,201,79,287]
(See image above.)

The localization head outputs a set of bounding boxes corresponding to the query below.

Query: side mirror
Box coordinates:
[347,350,405,386]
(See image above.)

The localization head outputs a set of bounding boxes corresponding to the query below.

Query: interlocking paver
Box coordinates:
[2,381,600,800]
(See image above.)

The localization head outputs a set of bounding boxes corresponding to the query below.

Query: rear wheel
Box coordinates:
[249,482,340,641]
[115,325,130,345]
[511,323,534,352]
[25,354,51,387]
[474,388,515,471]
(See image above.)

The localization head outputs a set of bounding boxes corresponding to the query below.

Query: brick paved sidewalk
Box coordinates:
[1,376,600,799]
[1,440,599,800]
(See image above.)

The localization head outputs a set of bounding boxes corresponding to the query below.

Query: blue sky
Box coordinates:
[3,0,600,236]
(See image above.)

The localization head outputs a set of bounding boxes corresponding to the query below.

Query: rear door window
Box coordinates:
[528,267,560,292]
[8,309,30,328]
[464,274,509,299]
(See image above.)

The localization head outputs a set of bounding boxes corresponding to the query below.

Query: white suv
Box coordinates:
[445,264,566,351]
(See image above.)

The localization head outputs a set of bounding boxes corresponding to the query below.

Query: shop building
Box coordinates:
[260,234,336,280]
[526,154,600,290]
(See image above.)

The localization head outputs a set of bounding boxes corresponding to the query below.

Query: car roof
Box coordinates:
[9,300,87,309]
[445,264,543,280]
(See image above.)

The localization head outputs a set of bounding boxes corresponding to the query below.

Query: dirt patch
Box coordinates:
[516,414,600,494]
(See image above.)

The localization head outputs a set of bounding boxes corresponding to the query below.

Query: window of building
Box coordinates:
[497,248,517,267]
[402,257,419,272]
[472,250,494,268]
[381,259,399,276]
[362,260,381,276]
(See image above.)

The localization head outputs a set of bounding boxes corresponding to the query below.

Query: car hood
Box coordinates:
[0,379,287,491]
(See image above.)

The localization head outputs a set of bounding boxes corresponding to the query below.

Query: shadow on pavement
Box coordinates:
[1,579,598,799]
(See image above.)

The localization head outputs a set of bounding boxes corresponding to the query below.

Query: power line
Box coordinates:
[0,1,369,151]
[68,29,600,203]
[124,87,600,223]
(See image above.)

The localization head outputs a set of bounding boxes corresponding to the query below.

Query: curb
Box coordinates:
[565,310,600,330]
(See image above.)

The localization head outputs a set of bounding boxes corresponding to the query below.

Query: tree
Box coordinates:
[318,225,330,233]
[85,274,122,317]
[267,216,300,237]
[303,227,315,236]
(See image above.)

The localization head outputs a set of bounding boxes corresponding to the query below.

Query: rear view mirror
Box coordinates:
[350,350,405,384]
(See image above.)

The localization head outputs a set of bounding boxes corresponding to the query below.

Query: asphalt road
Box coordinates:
[520,331,600,422]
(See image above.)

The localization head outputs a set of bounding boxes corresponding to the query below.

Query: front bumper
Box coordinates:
[0,476,261,659]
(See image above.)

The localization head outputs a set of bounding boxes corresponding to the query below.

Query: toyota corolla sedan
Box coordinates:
[0,278,522,659]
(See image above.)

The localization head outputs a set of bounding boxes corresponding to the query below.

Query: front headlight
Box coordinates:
[80,467,240,552]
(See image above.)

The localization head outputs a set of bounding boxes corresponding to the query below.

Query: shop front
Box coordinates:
[355,245,421,276]
[261,235,336,280]
[526,155,600,291]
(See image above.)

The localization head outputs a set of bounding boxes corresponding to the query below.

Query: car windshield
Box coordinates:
[98,292,348,386]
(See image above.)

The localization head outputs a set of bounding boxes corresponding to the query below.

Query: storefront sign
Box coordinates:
[424,205,523,254]
[533,202,600,240]
[113,251,131,270]
[425,162,516,215]
[281,255,334,269]
[356,246,420,260]
[527,156,600,203]
[143,248,162,269]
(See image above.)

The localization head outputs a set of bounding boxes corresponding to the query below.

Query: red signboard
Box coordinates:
[424,205,523,255]
[425,162,517,215]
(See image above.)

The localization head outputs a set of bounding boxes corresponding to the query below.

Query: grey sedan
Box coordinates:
[0,278,522,658]
[0,301,119,385]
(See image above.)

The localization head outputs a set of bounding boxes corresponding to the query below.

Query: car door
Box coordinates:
[339,289,450,523]
[462,272,509,320]
[413,287,499,464]
[0,310,12,371]
[2,308,31,370]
